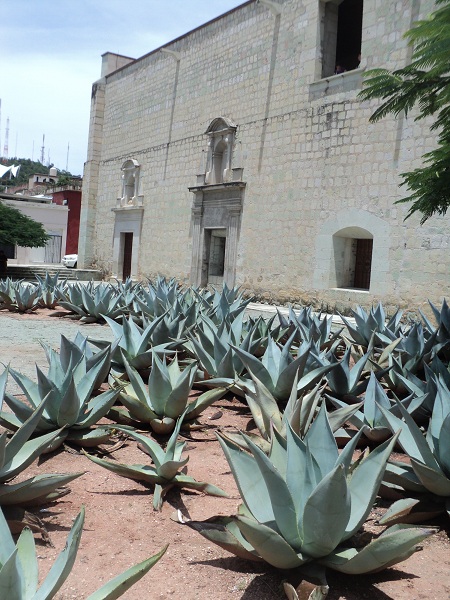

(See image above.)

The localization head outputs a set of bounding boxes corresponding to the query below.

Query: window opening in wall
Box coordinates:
[122,232,133,281]
[322,0,363,78]
[332,227,372,290]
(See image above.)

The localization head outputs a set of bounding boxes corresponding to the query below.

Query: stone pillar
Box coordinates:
[79,78,106,268]
[224,205,241,287]
[190,198,204,286]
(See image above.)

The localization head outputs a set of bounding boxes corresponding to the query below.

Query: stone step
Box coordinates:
[4,264,103,282]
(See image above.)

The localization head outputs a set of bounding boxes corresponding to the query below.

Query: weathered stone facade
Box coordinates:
[80,0,447,312]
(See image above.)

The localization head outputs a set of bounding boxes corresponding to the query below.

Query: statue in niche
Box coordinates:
[120,159,140,206]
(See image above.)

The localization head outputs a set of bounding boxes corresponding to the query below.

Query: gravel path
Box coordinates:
[0,311,115,394]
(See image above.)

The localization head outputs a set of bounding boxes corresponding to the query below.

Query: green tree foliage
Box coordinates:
[359,0,450,223]
[0,202,49,247]
[0,157,75,191]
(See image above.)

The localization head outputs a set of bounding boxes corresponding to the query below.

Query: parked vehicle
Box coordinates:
[62,253,78,268]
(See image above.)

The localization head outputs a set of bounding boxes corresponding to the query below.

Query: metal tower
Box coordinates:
[40,134,45,164]
[3,117,9,159]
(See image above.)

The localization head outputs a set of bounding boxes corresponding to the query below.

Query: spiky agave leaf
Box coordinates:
[0,505,167,599]
[84,416,228,510]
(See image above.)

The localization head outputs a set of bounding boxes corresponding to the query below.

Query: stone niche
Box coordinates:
[117,159,143,208]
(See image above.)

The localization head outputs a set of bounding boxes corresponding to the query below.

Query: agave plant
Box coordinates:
[340,303,404,348]
[378,377,450,523]
[90,314,174,375]
[84,415,228,510]
[399,355,450,416]
[113,275,143,308]
[328,372,426,443]
[130,276,187,322]
[323,347,374,400]
[196,283,251,325]
[420,298,450,346]
[36,271,66,309]
[57,281,126,322]
[0,353,122,447]
[278,306,343,351]
[0,504,167,599]
[385,322,438,366]
[223,371,360,453]
[118,354,228,433]
[0,368,82,507]
[183,406,432,591]
[0,280,41,313]
[241,314,288,356]
[233,335,334,403]
[39,332,115,392]
[186,314,246,388]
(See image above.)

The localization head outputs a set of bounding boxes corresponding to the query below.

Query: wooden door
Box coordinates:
[353,238,373,290]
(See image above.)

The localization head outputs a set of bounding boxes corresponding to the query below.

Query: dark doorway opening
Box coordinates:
[122,232,133,281]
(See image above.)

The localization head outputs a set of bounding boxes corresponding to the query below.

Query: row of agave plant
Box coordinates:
[1,275,450,598]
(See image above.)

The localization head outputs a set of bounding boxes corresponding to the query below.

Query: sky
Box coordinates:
[0,0,245,176]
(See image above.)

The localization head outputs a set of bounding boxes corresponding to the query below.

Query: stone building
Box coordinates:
[79,0,447,311]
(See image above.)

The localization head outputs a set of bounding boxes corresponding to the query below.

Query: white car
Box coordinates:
[62,254,78,268]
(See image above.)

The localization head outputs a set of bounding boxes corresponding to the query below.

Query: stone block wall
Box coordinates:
[80,0,448,312]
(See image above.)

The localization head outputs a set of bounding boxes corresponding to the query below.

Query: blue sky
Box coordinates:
[0,0,244,176]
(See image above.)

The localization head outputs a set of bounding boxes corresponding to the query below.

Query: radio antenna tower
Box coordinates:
[40,134,45,164]
[3,117,9,159]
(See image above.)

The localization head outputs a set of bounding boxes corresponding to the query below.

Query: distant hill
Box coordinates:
[0,158,74,191]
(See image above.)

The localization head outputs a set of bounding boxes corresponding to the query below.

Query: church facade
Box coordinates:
[79,0,447,312]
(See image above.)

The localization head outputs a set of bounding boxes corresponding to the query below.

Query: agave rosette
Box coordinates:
[57,281,125,322]
[328,372,426,443]
[0,368,82,507]
[379,377,450,523]
[185,405,432,581]
[0,351,121,447]
[233,335,335,403]
[119,354,227,433]
[224,371,359,453]
[91,313,174,374]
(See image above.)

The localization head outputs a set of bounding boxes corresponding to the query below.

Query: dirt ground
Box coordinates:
[2,310,450,600]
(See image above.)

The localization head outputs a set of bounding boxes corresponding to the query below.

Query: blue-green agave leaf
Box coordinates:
[243,434,300,548]
[343,432,400,540]
[320,524,433,574]
[216,433,277,528]
[16,527,38,599]
[33,507,85,600]
[304,404,338,479]
[235,515,310,569]
[301,465,351,559]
